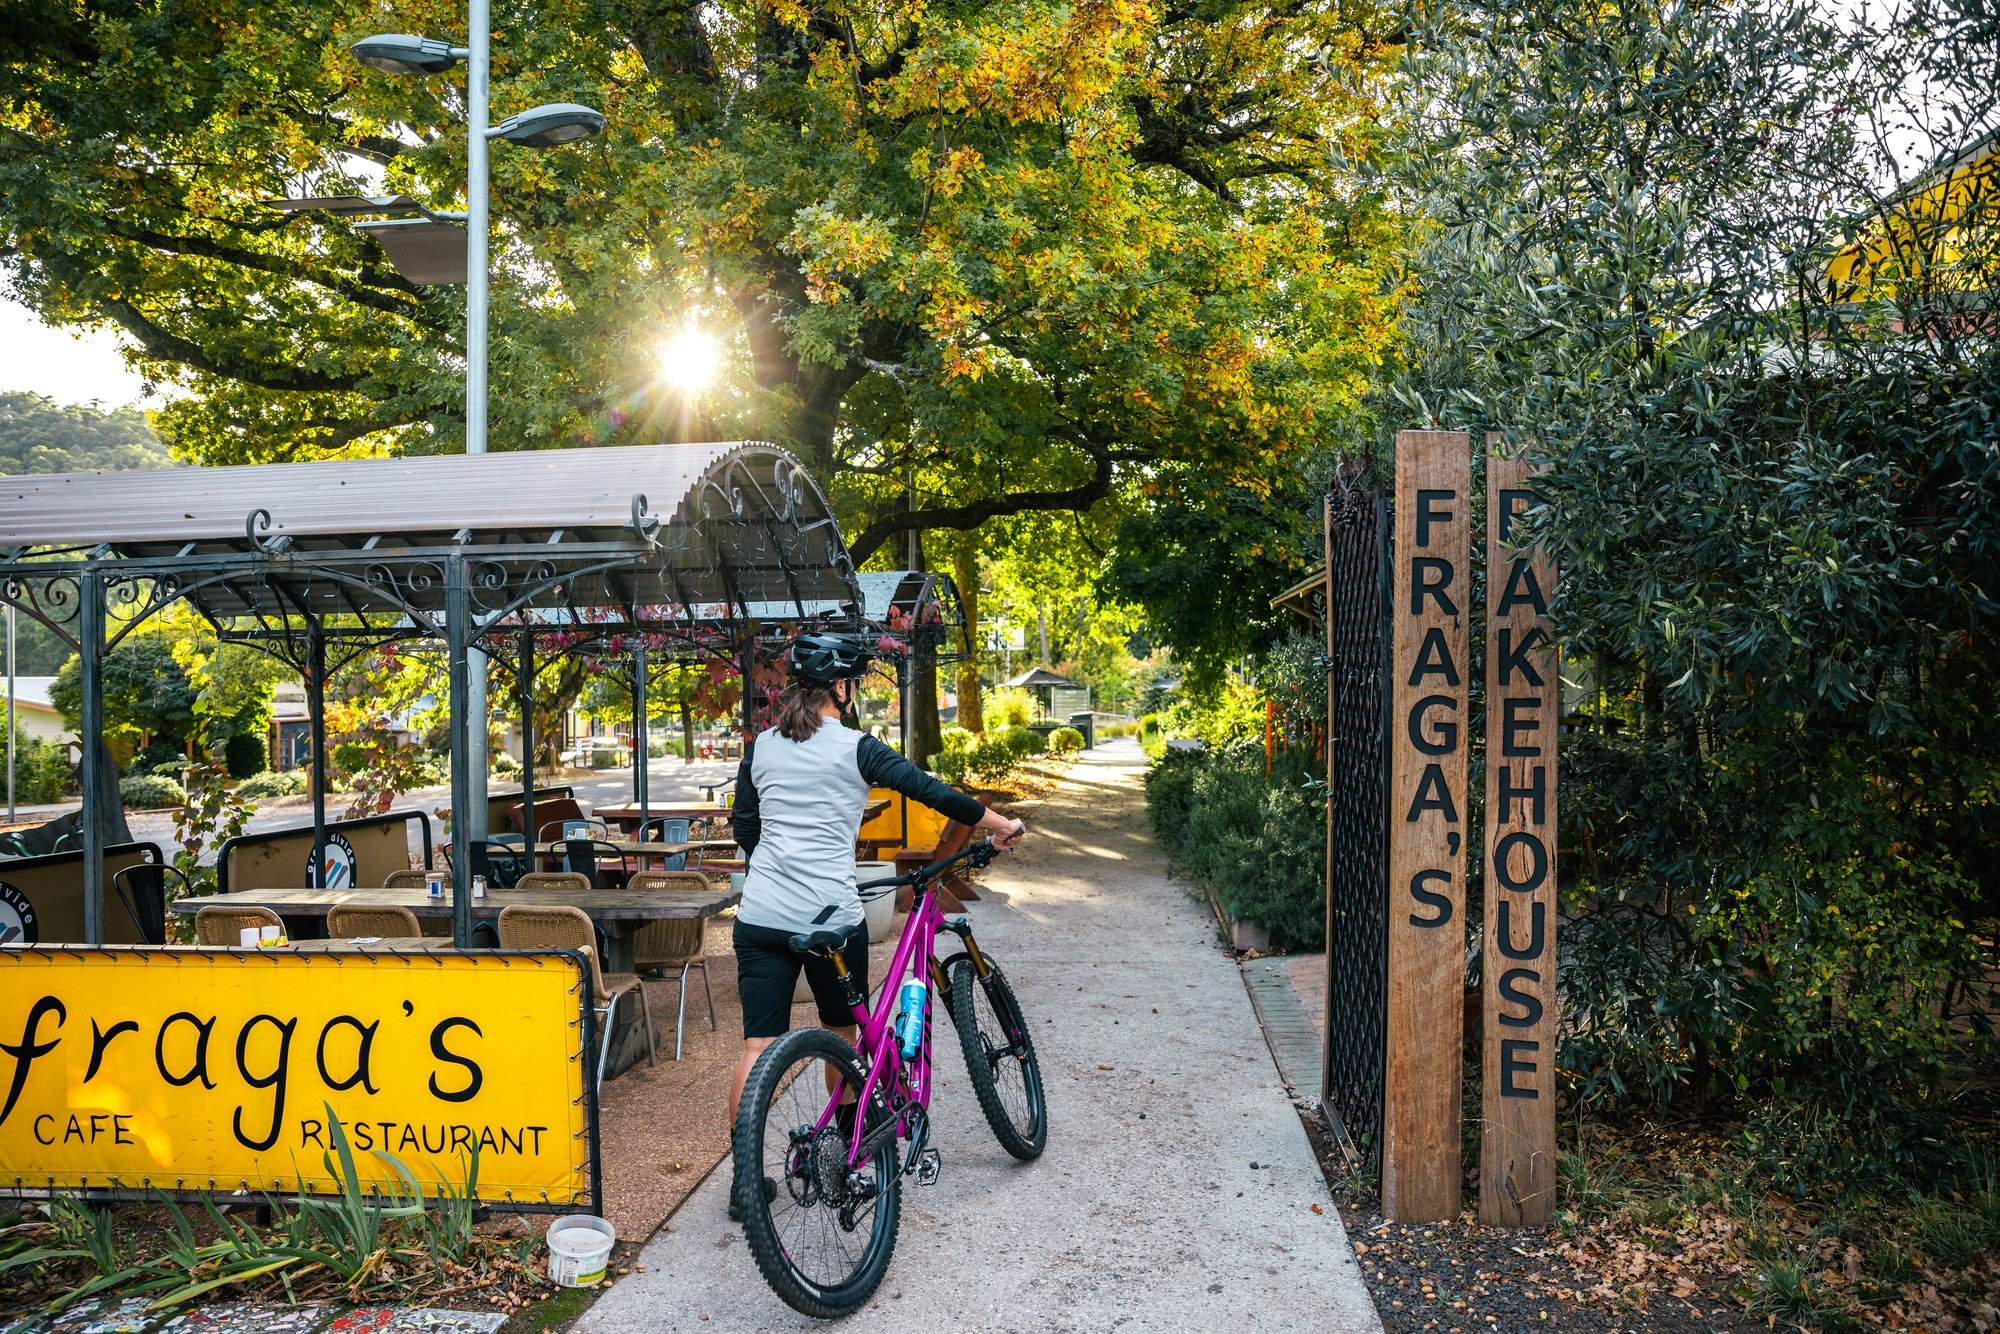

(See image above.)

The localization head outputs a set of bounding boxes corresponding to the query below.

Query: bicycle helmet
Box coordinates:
[789,633,875,683]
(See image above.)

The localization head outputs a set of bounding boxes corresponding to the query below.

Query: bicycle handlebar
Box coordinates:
[856,839,1004,897]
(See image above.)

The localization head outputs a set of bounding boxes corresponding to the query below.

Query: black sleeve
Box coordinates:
[856,734,988,827]
[730,741,760,858]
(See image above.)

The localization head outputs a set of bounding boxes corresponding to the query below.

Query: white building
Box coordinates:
[0,676,69,745]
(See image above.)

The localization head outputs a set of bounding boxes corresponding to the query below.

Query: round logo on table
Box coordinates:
[0,881,39,945]
[310,832,357,889]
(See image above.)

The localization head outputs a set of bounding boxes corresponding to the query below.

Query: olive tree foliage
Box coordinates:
[1388,0,2000,1182]
[0,0,1402,562]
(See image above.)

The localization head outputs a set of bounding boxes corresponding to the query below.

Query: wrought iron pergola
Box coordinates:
[0,442,868,944]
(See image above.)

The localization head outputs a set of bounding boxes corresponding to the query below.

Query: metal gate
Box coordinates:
[1320,474,1393,1173]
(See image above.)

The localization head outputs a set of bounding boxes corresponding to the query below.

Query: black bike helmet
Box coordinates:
[789,633,875,684]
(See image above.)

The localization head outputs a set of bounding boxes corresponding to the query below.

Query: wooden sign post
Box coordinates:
[1383,430,1471,1222]
[1480,448,1559,1225]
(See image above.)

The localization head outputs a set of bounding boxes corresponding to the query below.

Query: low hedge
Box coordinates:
[1145,739,1325,952]
[119,773,187,808]
[236,770,308,799]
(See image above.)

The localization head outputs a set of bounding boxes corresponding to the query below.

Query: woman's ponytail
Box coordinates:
[773,681,840,742]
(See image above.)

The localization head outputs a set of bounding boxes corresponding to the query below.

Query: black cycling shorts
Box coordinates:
[733,919,869,1038]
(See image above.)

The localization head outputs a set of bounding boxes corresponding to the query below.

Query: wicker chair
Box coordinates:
[515,871,591,892]
[383,869,453,937]
[627,871,716,1059]
[497,904,655,1088]
[326,905,424,939]
[194,904,284,947]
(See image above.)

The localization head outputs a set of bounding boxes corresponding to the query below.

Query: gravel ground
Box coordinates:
[1293,1115,1768,1334]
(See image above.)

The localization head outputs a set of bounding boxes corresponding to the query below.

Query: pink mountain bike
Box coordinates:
[731,840,1048,1317]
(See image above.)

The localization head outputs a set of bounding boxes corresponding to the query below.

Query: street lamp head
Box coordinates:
[350,34,462,75]
[492,103,607,147]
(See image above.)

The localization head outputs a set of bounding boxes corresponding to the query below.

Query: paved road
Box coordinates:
[577,739,1380,1334]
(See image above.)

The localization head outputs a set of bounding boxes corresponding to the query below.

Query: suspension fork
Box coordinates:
[942,916,993,979]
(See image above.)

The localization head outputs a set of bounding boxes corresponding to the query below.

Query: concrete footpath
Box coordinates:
[577,739,1380,1334]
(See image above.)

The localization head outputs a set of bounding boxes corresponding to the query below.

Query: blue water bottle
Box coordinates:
[893,973,928,1059]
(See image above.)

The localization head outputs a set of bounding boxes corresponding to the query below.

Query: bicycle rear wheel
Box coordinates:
[945,954,1047,1159]
[732,1027,901,1317]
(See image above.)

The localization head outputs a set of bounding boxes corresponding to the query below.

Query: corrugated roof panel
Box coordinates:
[0,442,751,549]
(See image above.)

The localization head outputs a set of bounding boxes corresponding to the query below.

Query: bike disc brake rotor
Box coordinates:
[784,1126,823,1206]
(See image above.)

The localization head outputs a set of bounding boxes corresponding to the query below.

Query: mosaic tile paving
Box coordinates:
[6,1301,504,1334]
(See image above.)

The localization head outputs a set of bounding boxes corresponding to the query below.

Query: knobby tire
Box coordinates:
[732,1027,901,1318]
[945,955,1048,1160]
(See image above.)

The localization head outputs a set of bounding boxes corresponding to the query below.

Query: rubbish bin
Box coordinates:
[1068,711,1095,750]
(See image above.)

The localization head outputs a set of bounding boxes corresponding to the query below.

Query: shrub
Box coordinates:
[8,732,72,803]
[939,726,976,754]
[1160,682,1265,750]
[119,773,186,808]
[965,740,1018,785]
[929,749,970,787]
[491,751,522,778]
[1143,746,1208,856]
[132,740,186,776]
[235,770,307,800]
[222,731,267,778]
[1049,727,1084,753]
[994,725,1046,758]
[988,688,1036,728]
[1146,740,1325,951]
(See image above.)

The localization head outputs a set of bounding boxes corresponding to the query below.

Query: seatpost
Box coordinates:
[826,948,866,1010]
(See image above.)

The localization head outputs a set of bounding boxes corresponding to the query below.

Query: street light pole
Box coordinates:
[347,27,602,847]
[6,603,15,824]
[463,0,491,839]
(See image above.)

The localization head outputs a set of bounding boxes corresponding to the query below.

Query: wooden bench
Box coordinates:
[892,795,988,912]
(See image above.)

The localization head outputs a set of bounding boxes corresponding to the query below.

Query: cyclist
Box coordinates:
[726,633,1023,1219]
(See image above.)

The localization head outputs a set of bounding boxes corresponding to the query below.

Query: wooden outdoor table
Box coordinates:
[528,840,725,856]
[172,883,740,972]
[285,937,458,954]
[593,799,887,832]
[528,838,736,873]
[592,804,730,833]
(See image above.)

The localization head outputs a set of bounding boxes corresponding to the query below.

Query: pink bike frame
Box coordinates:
[815,876,955,1168]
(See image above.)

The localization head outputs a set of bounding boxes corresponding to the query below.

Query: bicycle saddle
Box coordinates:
[789,929,847,956]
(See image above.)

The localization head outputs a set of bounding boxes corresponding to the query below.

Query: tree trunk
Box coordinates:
[912,655,942,769]
[953,535,985,735]
[680,696,695,764]
[908,534,943,768]
[91,738,133,846]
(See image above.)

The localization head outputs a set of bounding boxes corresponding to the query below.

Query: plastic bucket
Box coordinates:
[546,1214,616,1287]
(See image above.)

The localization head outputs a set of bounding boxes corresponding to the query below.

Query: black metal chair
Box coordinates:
[557,838,631,888]
[472,837,529,889]
[110,861,191,945]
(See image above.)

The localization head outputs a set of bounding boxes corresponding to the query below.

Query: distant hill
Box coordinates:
[0,392,176,475]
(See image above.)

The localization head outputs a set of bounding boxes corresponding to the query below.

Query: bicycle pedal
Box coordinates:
[915,1148,942,1186]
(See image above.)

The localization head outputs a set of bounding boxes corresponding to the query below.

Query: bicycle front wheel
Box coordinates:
[945,954,1048,1160]
[732,1026,901,1317]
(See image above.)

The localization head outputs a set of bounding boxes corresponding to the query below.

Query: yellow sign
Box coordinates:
[0,948,593,1206]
